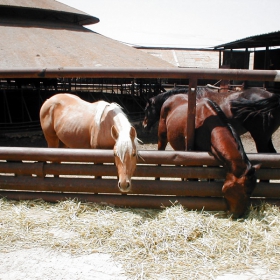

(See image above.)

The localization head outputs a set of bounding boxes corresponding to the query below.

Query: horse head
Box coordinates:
[111,125,138,192]
[142,98,158,131]
[222,164,260,218]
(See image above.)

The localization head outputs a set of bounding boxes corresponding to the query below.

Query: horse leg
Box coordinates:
[44,134,65,178]
[248,129,276,153]
[156,121,168,180]
[249,131,275,183]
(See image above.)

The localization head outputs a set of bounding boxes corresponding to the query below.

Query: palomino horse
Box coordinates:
[143,87,280,153]
[158,94,259,218]
[40,93,138,192]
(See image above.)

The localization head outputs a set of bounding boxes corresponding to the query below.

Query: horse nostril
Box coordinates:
[118,181,130,192]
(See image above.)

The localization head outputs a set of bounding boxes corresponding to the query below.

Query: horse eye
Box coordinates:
[132,151,136,157]
[114,152,117,157]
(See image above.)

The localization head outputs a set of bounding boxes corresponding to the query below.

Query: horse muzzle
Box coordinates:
[118,180,131,193]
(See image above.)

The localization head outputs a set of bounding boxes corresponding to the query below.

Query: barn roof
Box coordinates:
[0,0,174,69]
[214,31,280,50]
[0,0,99,25]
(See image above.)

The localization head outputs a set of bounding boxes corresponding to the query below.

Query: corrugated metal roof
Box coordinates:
[214,31,280,50]
[0,0,84,13]
[0,0,174,69]
[0,0,99,25]
[138,48,219,69]
[0,18,174,69]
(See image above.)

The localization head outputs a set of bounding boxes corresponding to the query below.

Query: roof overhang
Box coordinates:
[0,1,99,25]
[214,31,280,50]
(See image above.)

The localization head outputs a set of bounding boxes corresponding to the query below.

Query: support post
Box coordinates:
[186,78,197,151]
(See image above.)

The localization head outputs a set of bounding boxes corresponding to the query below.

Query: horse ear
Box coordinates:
[247,163,261,176]
[111,125,119,141]
[130,126,137,140]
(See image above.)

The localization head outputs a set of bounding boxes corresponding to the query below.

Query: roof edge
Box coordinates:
[0,4,99,25]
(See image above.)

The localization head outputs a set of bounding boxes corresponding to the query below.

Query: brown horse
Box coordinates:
[158,94,259,218]
[40,93,138,193]
[143,87,280,153]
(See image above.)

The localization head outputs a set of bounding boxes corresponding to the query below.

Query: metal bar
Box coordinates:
[0,176,279,197]
[0,68,280,82]
[3,91,12,123]
[0,191,229,211]
[0,176,224,196]
[0,162,227,178]
[0,191,279,209]
[186,79,197,150]
[1,147,280,167]
[1,161,280,181]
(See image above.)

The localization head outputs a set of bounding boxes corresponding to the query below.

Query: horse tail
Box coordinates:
[230,94,280,124]
[204,98,248,162]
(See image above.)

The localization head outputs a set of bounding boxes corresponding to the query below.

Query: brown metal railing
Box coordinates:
[0,147,279,210]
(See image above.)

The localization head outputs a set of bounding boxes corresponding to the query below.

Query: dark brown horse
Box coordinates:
[143,87,280,153]
[158,94,259,218]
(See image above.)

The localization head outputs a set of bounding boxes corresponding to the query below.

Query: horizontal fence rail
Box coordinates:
[0,67,280,82]
[0,147,280,211]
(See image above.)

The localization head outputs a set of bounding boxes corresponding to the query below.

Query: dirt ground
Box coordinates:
[0,127,280,279]
[1,124,280,153]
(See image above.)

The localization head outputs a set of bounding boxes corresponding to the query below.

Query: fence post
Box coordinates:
[186,78,197,151]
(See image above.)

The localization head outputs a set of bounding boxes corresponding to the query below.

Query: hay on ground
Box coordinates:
[0,198,280,279]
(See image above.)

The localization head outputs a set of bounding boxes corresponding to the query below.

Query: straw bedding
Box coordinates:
[0,198,280,279]
[0,131,280,279]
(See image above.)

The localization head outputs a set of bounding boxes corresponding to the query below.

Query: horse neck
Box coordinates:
[204,99,251,177]
[112,111,131,135]
[211,129,250,177]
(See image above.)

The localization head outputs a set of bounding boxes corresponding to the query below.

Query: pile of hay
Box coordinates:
[0,198,280,279]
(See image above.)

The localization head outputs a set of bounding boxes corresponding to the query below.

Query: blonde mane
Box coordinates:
[94,100,110,128]
[109,103,139,163]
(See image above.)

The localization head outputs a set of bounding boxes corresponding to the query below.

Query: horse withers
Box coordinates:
[158,94,259,218]
[40,93,138,193]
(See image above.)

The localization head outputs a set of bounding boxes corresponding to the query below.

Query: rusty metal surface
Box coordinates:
[0,0,99,25]
[0,175,279,197]
[0,162,227,178]
[186,80,197,150]
[1,161,279,181]
[0,19,174,69]
[0,67,279,81]
[0,191,279,210]
[0,184,278,210]
[1,147,280,167]
[0,176,225,196]
[0,147,280,209]
[0,191,229,211]
[0,0,88,14]
[0,147,220,165]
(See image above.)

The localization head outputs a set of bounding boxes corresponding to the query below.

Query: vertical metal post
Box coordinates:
[186,78,197,151]
[219,50,222,68]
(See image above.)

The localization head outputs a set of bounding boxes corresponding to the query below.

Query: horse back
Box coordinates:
[40,94,106,148]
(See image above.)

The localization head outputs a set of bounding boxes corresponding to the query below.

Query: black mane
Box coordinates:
[151,87,188,105]
[204,98,249,163]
